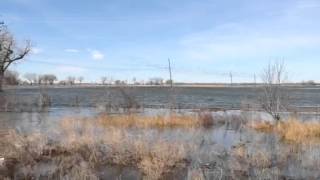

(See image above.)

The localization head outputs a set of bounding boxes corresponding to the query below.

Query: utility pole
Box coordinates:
[254,73,256,87]
[168,58,173,88]
[229,71,233,86]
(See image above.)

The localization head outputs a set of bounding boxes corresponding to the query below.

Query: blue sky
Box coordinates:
[1,0,320,83]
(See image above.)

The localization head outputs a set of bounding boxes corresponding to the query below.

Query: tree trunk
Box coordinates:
[0,71,4,92]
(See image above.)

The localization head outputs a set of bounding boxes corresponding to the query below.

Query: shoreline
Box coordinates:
[3,83,320,90]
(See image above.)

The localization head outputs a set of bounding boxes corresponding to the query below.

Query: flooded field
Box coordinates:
[2,86,320,109]
[1,86,320,179]
[1,110,320,179]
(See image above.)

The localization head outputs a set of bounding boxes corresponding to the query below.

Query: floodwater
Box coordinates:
[2,86,320,132]
[1,86,320,109]
[1,86,320,179]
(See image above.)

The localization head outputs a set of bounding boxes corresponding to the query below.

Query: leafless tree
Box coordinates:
[0,23,31,91]
[4,70,19,85]
[67,76,76,85]
[148,77,163,85]
[46,74,57,85]
[101,76,107,85]
[24,73,38,85]
[78,76,84,84]
[38,74,56,85]
[260,61,289,121]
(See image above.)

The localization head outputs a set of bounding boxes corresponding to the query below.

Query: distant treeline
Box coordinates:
[3,70,318,86]
[3,70,173,86]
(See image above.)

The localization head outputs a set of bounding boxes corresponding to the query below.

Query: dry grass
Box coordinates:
[97,113,214,129]
[251,118,320,144]
[0,117,193,179]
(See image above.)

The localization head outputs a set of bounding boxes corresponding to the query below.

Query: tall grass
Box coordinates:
[251,118,320,144]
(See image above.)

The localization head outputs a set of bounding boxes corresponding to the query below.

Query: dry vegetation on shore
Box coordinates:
[2,113,320,179]
[251,118,320,144]
[0,115,201,179]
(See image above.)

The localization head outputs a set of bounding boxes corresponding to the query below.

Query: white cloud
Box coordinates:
[65,49,80,53]
[88,49,105,60]
[31,48,43,55]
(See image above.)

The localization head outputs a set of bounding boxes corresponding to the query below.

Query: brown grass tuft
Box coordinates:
[251,118,320,144]
[97,113,214,129]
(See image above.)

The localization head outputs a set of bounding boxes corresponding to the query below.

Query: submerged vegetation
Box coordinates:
[0,117,192,179]
[1,113,320,179]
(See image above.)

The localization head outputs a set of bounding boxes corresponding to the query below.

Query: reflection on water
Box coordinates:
[0,107,98,134]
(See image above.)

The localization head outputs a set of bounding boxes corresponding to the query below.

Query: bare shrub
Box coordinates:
[260,61,290,121]
[117,87,140,113]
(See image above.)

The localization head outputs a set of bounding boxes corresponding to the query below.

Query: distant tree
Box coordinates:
[132,77,137,84]
[24,73,38,85]
[38,74,56,85]
[67,76,76,85]
[101,76,107,85]
[4,70,19,85]
[38,75,44,85]
[46,74,57,85]
[0,22,31,91]
[59,80,66,86]
[165,79,173,85]
[114,80,122,85]
[260,61,289,121]
[38,75,46,85]
[78,76,84,84]
[302,80,316,86]
[148,77,163,85]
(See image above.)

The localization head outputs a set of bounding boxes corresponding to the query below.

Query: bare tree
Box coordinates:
[260,61,289,121]
[24,73,38,85]
[4,70,20,85]
[78,76,84,84]
[101,76,107,85]
[0,23,31,91]
[46,74,57,85]
[67,76,76,85]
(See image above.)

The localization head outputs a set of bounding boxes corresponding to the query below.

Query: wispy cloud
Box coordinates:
[31,48,43,55]
[181,32,320,61]
[88,49,104,60]
[65,49,79,53]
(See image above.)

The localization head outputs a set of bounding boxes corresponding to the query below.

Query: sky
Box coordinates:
[1,0,320,83]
